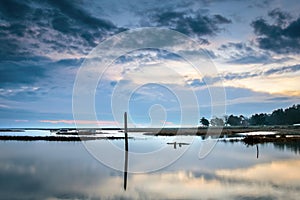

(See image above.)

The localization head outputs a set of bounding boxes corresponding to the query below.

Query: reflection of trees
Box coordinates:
[243,139,300,157]
[273,141,300,154]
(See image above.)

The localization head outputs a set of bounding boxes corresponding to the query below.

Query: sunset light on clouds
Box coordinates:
[0,0,299,127]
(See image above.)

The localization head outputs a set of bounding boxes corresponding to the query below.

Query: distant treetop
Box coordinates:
[200,104,300,126]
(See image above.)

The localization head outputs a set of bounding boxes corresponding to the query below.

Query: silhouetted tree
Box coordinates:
[285,104,300,125]
[240,115,249,127]
[224,115,229,126]
[201,104,300,127]
[249,104,300,125]
[200,117,210,127]
[268,108,285,125]
[210,117,224,126]
[249,113,268,125]
[227,115,241,126]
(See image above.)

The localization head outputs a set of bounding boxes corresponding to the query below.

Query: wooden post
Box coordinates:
[124,112,128,152]
[123,112,128,190]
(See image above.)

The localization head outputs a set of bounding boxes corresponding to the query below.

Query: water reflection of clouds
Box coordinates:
[216,159,300,186]
[93,164,300,200]
[0,162,36,175]
[1,141,300,199]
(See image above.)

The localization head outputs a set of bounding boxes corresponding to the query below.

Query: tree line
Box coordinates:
[200,104,300,127]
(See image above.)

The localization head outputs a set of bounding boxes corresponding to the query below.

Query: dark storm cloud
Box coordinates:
[268,8,292,26]
[0,57,82,104]
[218,42,291,64]
[247,0,274,9]
[0,0,31,20]
[0,56,82,85]
[147,10,231,44]
[0,62,46,85]
[0,56,82,103]
[46,0,117,31]
[251,8,300,54]
[0,0,125,60]
[53,58,84,66]
[115,49,183,65]
[224,64,300,80]
[188,64,300,87]
[0,0,120,101]
[0,0,231,59]
[152,11,231,35]
[263,64,300,76]
[0,37,24,60]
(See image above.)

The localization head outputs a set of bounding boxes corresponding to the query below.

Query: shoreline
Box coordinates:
[1,125,299,135]
[142,126,300,136]
[0,126,299,143]
[0,135,131,141]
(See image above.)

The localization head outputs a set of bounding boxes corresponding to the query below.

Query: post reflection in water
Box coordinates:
[1,131,300,199]
[167,142,190,149]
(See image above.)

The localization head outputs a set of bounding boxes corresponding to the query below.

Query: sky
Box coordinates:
[0,0,300,128]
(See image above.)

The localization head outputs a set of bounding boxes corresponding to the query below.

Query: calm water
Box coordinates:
[1,131,300,200]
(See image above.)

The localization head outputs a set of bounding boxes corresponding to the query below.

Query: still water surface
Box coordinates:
[0,130,299,200]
